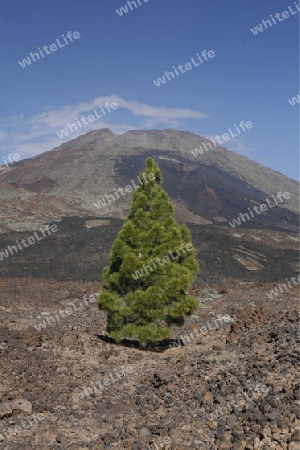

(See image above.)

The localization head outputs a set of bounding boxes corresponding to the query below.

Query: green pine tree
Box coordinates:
[98,158,199,344]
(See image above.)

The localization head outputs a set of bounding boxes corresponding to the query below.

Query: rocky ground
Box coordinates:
[0,217,298,285]
[0,277,299,449]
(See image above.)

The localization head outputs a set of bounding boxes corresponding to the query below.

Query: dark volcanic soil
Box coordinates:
[0,278,299,449]
[0,217,298,284]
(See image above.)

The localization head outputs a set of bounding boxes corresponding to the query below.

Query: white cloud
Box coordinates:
[204,135,253,155]
[0,95,209,158]
[225,138,253,154]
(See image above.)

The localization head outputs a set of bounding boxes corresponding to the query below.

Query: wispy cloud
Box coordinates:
[0,95,209,159]
[226,138,253,154]
[204,135,253,155]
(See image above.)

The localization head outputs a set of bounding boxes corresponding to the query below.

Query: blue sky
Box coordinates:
[0,0,299,179]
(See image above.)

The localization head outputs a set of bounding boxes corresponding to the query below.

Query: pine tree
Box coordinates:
[98,158,199,344]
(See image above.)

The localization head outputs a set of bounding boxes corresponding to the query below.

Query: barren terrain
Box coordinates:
[0,277,299,449]
[0,130,299,449]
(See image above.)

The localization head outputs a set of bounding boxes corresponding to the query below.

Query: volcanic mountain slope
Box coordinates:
[0,131,299,449]
[0,129,298,233]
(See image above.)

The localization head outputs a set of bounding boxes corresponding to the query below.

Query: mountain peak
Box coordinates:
[0,128,298,233]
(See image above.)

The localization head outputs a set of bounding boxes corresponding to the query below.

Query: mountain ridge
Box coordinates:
[0,128,298,233]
